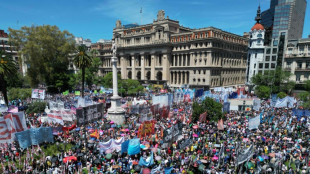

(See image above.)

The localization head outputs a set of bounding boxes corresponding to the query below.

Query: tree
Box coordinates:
[26,102,46,114]
[120,79,144,96]
[8,88,32,101]
[73,45,93,97]
[192,97,224,122]
[8,25,75,92]
[0,50,18,106]
[102,72,122,88]
[277,92,287,99]
[251,67,295,94]
[254,85,271,99]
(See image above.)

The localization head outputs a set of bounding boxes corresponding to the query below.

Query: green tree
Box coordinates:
[26,102,47,114]
[0,50,18,106]
[8,25,75,92]
[254,85,271,99]
[277,92,287,99]
[192,97,224,122]
[73,45,93,97]
[251,67,294,94]
[8,88,32,101]
[102,72,122,88]
[120,79,144,96]
[304,80,310,91]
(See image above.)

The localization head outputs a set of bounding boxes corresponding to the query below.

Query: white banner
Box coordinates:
[249,115,260,130]
[31,89,45,100]
[0,112,28,143]
[47,113,64,125]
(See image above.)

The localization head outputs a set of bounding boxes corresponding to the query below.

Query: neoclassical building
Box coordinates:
[92,10,248,89]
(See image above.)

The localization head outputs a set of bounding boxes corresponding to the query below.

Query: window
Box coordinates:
[286,61,292,68]
[265,63,269,68]
[297,61,302,68]
[259,63,263,68]
[271,63,276,68]
[299,46,304,53]
[266,48,271,54]
[266,56,270,61]
[273,48,277,54]
[193,78,196,82]
[203,79,205,82]
[255,53,257,58]
[257,39,261,44]
[306,61,310,68]
[272,56,276,61]
[273,40,278,46]
[254,64,256,68]
[257,34,262,38]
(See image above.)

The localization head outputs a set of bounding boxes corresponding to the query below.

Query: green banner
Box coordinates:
[62,90,69,96]
[75,91,80,96]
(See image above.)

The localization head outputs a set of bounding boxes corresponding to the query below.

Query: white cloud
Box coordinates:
[93,0,159,25]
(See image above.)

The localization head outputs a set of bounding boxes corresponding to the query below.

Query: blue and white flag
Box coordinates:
[249,115,260,130]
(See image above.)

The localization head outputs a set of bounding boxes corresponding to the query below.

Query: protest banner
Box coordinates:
[253,99,261,111]
[236,145,254,165]
[15,127,54,149]
[138,120,156,138]
[177,137,193,150]
[223,102,230,113]
[31,89,45,100]
[249,115,260,130]
[163,122,182,143]
[76,103,104,126]
[47,113,64,125]
[0,112,28,143]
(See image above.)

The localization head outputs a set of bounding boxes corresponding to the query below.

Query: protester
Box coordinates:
[0,89,309,174]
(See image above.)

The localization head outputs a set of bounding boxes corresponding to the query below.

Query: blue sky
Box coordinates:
[1,0,310,42]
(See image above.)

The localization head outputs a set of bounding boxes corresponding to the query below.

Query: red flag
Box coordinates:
[199,112,207,123]
[217,119,224,130]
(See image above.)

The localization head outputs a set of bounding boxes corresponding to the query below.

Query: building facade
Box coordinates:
[95,10,248,89]
[246,7,266,84]
[248,0,307,78]
[284,37,310,83]
[0,29,25,74]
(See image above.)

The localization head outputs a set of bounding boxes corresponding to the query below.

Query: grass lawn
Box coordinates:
[0,143,74,172]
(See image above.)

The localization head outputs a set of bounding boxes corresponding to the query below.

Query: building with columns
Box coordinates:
[94,10,248,89]
[284,37,310,83]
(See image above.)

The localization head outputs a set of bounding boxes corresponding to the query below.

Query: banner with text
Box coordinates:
[0,112,27,144]
[76,103,104,126]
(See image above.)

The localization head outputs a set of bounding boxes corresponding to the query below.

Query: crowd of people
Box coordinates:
[0,91,310,174]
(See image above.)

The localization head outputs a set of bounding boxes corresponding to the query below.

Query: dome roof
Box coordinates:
[251,23,264,31]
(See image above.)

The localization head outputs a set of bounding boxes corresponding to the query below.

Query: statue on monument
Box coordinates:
[116,20,122,28]
[112,40,117,58]
[157,10,165,21]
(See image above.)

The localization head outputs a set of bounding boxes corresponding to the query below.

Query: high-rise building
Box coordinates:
[261,0,307,42]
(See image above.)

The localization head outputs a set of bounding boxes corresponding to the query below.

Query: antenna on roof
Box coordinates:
[140,7,143,25]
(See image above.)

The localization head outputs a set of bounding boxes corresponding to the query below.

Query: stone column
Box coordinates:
[151,54,155,80]
[131,55,136,79]
[120,56,126,79]
[141,54,145,80]
[162,53,170,81]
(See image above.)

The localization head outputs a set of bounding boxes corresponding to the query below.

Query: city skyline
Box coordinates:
[1,0,309,42]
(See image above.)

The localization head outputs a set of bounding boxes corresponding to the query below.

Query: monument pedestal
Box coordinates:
[108,95,125,125]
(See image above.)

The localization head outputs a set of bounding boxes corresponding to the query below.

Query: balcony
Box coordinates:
[284,67,291,71]
[295,67,310,71]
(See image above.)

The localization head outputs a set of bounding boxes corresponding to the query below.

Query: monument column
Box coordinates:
[141,54,145,80]
[151,54,156,80]
[131,55,136,79]
[108,40,125,125]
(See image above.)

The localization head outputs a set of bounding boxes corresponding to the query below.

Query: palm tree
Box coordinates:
[0,50,18,106]
[73,45,92,98]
